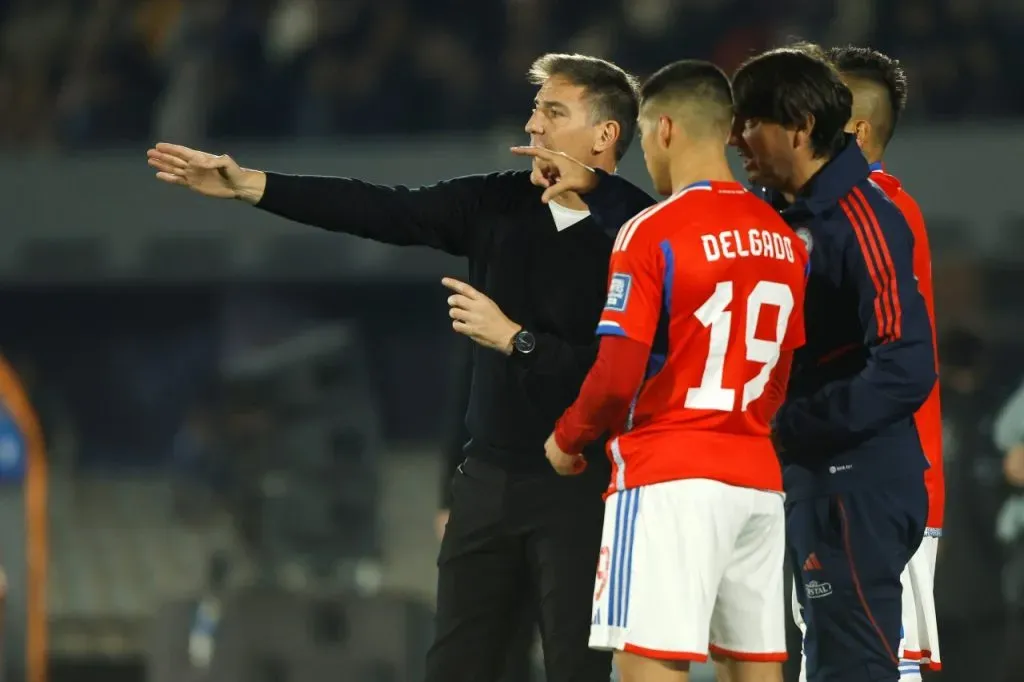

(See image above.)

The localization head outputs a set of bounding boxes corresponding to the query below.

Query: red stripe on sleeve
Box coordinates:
[851,187,902,340]
[844,194,896,339]
[839,197,889,339]
[839,196,897,343]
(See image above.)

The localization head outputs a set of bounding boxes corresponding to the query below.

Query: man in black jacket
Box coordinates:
[147,53,649,682]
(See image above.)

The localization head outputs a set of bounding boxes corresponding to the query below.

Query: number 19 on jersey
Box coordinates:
[684,280,795,413]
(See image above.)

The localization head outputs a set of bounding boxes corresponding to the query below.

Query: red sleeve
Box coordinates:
[553,335,649,454]
[892,192,937,337]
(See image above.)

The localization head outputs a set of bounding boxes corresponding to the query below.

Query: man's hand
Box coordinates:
[1006,443,1024,487]
[442,277,521,355]
[146,142,267,204]
[510,146,600,204]
[544,432,586,475]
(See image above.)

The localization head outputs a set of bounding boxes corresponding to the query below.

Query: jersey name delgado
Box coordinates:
[700,229,797,263]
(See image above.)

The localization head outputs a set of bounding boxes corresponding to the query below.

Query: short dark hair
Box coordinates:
[640,60,734,137]
[732,48,853,159]
[825,45,907,144]
[786,40,828,61]
[529,53,640,161]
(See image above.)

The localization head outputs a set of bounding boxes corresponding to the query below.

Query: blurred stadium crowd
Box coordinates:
[2,0,1023,150]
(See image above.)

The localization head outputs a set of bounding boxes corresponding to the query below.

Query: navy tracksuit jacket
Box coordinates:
[754,138,936,497]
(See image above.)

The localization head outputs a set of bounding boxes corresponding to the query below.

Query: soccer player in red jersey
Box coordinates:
[541,60,809,682]
[827,46,943,680]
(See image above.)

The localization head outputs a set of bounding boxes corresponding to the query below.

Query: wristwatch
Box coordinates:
[512,329,536,355]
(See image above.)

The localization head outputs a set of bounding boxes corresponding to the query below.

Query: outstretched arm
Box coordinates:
[147,142,500,256]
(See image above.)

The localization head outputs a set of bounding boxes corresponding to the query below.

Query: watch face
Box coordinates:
[514,331,536,354]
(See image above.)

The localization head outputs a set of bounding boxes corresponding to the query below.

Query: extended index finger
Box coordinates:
[441,277,480,298]
[510,145,556,161]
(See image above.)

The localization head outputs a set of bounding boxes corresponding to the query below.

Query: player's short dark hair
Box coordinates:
[732,48,853,159]
[825,45,908,144]
[640,60,733,137]
[786,40,828,61]
[529,53,640,161]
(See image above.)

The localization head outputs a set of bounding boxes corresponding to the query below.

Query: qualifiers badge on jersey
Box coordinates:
[605,273,631,312]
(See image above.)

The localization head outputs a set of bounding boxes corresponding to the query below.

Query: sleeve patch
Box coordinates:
[605,273,632,312]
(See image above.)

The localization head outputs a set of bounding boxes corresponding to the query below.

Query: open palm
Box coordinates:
[146,142,244,199]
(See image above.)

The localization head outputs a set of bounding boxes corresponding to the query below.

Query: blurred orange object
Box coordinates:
[0,357,46,682]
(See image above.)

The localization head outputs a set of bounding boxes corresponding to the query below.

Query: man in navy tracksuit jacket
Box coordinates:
[519,48,936,682]
[732,50,935,682]
[760,138,934,682]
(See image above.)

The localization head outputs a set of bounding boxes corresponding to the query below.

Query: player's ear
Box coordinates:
[850,119,870,150]
[657,115,673,149]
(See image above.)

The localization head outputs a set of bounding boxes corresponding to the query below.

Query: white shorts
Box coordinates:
[792,533,941,681]
[899,533,941,670]
[589,478,787,663]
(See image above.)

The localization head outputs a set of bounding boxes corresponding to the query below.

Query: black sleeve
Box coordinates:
[255,171,512,257]
[440,343,473,509]
[583,169,657,231]
[508,335,599,423]
[501,176,654,423]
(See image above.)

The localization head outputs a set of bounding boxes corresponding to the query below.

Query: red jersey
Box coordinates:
[871,165,945,530]
[596,180,808,495]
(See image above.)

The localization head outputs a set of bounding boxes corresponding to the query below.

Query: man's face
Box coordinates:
[638,112,672,196]
[731,117,799,191]
[525,76,602,185]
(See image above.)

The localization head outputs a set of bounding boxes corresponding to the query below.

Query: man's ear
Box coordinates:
[793,114,816,150]
[658,115,675,150]
[594,120,621,156]
[850,119,871,150]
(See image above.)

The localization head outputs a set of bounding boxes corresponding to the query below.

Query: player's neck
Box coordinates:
[861,136,886,166]
[669,152,735,194]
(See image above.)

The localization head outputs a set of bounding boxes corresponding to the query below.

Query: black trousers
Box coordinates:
[426,457,611,682]
[498,598,539,682]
